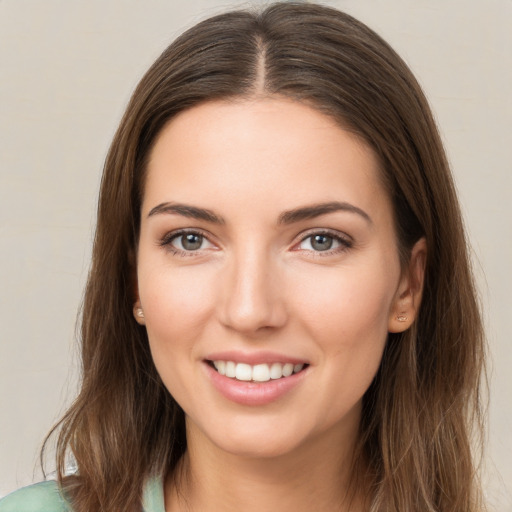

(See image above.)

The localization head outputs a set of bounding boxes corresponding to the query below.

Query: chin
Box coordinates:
[187,412,315,460]
[214,431,305,460]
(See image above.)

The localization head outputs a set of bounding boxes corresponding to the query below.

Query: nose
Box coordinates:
[218,246,287,335]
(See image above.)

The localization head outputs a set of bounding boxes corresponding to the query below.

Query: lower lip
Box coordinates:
[204,362,307,406]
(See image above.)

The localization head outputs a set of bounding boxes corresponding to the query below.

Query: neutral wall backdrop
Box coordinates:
[1,0,511,508]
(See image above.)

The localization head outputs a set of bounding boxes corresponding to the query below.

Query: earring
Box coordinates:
[133,305,145,321]
[396,314,408,322]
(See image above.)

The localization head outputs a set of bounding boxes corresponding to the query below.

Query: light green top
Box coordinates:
[0,477,164,511]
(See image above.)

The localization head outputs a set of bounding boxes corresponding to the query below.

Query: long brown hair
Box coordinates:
[43,3,486,510]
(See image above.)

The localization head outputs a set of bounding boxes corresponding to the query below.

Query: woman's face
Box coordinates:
[136,98,415,459]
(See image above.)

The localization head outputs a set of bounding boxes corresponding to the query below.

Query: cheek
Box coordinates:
[141,263,216,319]
[138,265,221,409]
[290,260,396,344]
[138,265,218,364]
[293,258,397,383]
[291,263,395,421]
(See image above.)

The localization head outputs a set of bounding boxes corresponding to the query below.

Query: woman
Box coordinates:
[0,2,486,511]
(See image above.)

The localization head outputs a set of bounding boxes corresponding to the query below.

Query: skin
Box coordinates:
[135,97,426,511]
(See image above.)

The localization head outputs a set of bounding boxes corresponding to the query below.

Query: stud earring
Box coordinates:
[396,314,408,322]
[133,306,145,321]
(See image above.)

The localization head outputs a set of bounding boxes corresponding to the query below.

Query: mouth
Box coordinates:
[207,360,308,382]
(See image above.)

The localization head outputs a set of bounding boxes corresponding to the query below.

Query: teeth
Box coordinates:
[213,360,226,375]
[212,361,305,382]
[270,363,283,379]
[235,363,252,381]
[225,361,236,378]
[252,363,270,382]
[282,363,294,377]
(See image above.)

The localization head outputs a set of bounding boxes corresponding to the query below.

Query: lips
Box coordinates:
[204,352,309,405]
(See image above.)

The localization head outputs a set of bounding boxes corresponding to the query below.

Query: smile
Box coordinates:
[211,360,306,382]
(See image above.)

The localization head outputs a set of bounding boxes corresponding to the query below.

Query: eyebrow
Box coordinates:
[278,201,372,225]
[147,202,226,224]
[147,200,371,225]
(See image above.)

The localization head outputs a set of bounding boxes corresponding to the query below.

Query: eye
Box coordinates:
[296,231,352,253]
[161,230,215,254]
[175,233,205,251]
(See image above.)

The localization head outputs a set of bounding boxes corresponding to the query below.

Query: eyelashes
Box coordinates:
[293,229,353,255]
[159,229,215,256]
[159,228,353,257]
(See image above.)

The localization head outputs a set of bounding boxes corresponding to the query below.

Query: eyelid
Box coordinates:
[291,228,353,254]
[159,228,218,254]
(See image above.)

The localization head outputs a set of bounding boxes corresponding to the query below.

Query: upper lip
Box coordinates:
[205,350,309,366]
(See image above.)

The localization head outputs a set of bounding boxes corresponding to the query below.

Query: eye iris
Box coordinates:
[182,233,202,250]
[311,234,333,251]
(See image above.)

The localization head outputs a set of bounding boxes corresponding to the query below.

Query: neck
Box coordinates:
[165,416,366,512]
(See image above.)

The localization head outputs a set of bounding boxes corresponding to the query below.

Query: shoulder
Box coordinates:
[0,481,71,512]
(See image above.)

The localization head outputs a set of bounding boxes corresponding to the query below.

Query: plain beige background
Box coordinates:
[0,0,510,508]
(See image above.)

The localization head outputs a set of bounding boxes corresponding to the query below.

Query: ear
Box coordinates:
[388,237,427,333]
[130,251,145,325]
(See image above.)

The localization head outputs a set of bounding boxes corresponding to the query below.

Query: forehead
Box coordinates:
[143,98,390,223]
